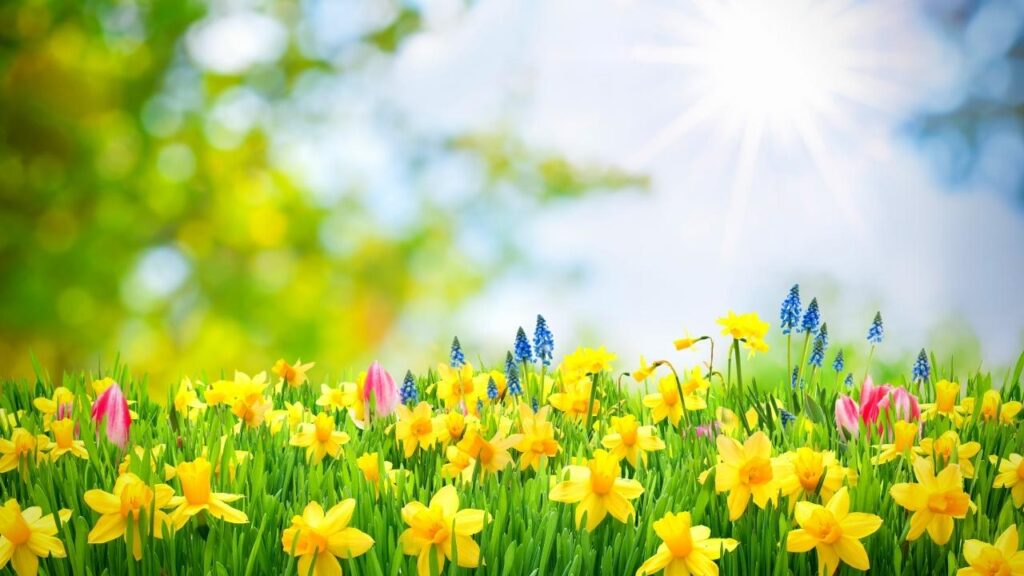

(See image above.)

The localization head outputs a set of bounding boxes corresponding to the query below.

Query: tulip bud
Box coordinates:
[834,395,860,437]
[363,361,399,418]
[91,382,131,448]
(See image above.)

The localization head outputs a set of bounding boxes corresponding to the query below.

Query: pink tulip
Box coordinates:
[834,395,860,436]
[884,386,920,422]
[858,377,891,429]
[91,382,130,448]
[363,361,399,417]
[835,376,922,438]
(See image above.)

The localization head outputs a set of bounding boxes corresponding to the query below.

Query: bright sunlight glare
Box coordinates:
[629,0,890,255]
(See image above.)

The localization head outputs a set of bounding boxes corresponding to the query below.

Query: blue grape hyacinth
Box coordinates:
[832,349,845,373]
[487,377,499,401]
[913,349,931,383]
[867,312,884,344]
[779,284,802,335]
[533,314,554,366]
[449,336,465,368]
[514,327,533,364]
[844,373,854,388]
[800,297,821,334]
[779,409,796,428]
[809,323,829,367]
[400,370,418,404]
[505,351,522,396]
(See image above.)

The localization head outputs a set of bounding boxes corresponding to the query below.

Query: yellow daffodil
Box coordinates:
[963,390,1022,425]
[0,499,71,576]
[635,511,737,576]
[441,445,475,481]
[714,432,781,520]
[474,370,507,401]
[433,411,476,446]
[399,485,489,576]
[167,457,248,529]
[84,473,175,559]
[633,356,654,383]
[436,363,482,414]
[872,420,920,465]
[514,405,560,471]
[91,377,116,396]
[601,415,665,467]
[560,346,617,380]
[32,387,74,426]
[548,449,645,530]
[957,524,1024,576]
[316,383,348,413]
[290,412,350,463]
[170,437,251,482]
[680,368,710,409]
[673,331,699,352]
[273,358,315,388]
[355,452,397,495]
[549,377,599,422]
[282,499,373,576]
[992,453,1024,508]
[786,487,882,575]
[643,376,684,427]
[395,402,437,458]
[229,371,273,428]
[717,311,770,354]
[777,448,856,506]
[916,430,981,478]
[920,379,966,426]
[173,377,206,422]
[0,429,50,473]
[890,459,970,545]
[268,401,308,434]
[202,378,235,407]
[47,419,87,462]
[0,408,20,431]
[457,427,523,476]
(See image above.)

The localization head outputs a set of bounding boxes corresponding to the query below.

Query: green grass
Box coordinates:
[0,345,1022,576]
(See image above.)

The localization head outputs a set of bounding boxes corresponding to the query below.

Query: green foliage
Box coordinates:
[0,0,644,387]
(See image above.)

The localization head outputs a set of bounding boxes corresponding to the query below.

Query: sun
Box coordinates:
[630,0,888,254]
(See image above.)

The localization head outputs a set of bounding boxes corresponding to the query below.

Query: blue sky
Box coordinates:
[184,0,1024,370]
[379,0,1024,367]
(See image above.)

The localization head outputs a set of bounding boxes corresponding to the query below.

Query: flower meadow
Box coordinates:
[2,287,1024,576]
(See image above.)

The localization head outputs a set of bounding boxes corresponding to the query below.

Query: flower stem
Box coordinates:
[732,339,743,396]
[863,345,876,385]
[796,332,812,390]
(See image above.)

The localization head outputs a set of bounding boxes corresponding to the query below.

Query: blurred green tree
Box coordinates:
[0,0,644,388]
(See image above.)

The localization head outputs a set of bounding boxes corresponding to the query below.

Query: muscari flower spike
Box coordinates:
[779,409,796,428]
[800,297,820,335]
[400,370,418,405]
[790,366,800,389]
[832,349,845,373]
[449,336,465,368]
[514,327,533,364]
[531,397,539,413]
[779,284,802,335]
[505,351,522,396]
[912,348,931,383]
[867,311,884,344]
[533,314,554,366]
[808,323,829,367]
[843,373,854,388]
[486,377,499,401]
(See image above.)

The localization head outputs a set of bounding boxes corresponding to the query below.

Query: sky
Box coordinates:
[378,0,1024,369]
[170,0,1024,375]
